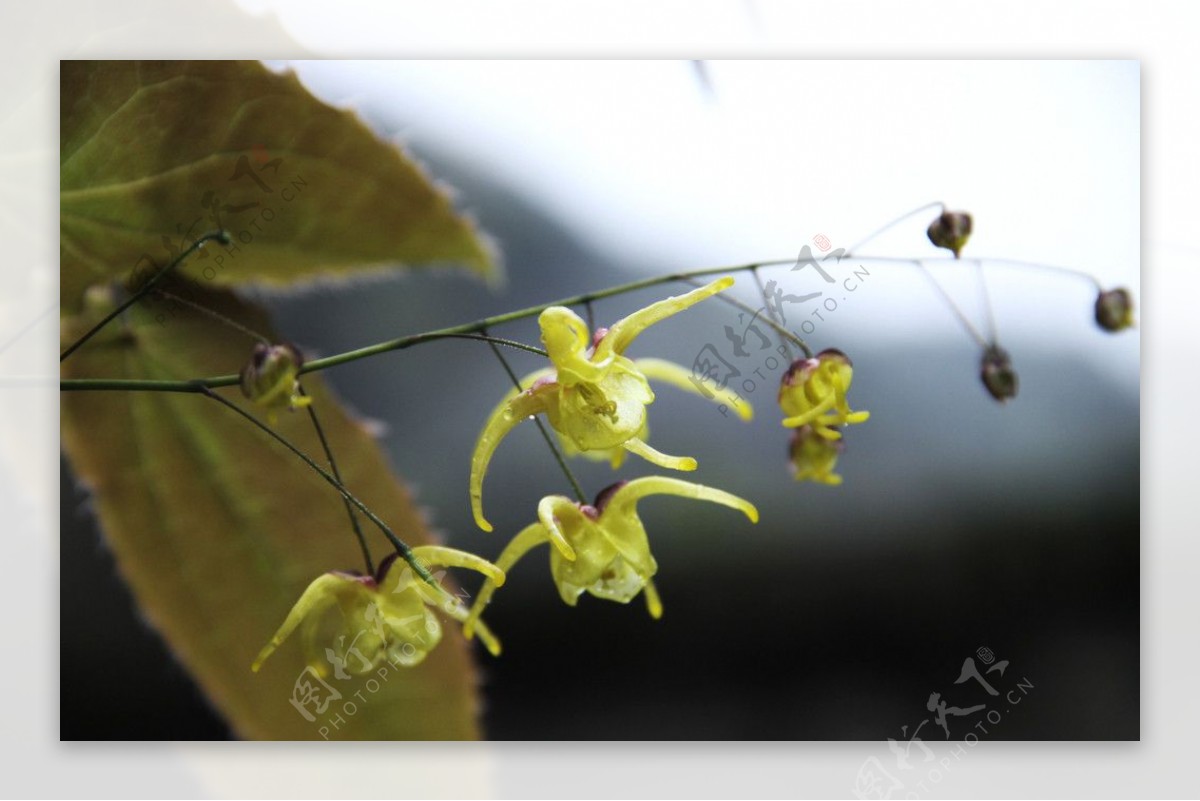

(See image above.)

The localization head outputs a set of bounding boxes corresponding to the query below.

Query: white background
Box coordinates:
[2,0,1195,797]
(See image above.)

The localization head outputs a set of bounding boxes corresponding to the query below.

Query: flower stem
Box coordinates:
[680,276,813,359]
[59,252,1099,395]
[844,201,944,256]
[751,265,794,360]
[151,289,271,345]
[60,230,231,362]
[912,260,989,349]
[198,385,440,589]
[297,384,375,576]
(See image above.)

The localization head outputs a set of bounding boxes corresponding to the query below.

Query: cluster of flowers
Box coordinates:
[245,211,1135,676]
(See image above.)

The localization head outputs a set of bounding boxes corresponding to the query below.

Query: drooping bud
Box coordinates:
[239,342,311,421]
[1094,287,1135,332]
[927,211,973,258]
[778,349,869,438]
[980,344,1018,402]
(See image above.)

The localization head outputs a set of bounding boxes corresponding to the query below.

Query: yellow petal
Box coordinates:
[539,306,612,384]
[607,475,759,524]
[410,545,506,587]
[596,276,735,358]
[621,437,698,471]
[536,495,580,560]
[470,385,552,532]
[251,573,360,672]
[441,591,504,657]
[463,523,549,639]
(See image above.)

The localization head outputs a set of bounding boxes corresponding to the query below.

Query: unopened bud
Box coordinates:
[239,342,311,420]
[1094,287,1135,332]
[980,344,1018,402]
[927,211,973,258]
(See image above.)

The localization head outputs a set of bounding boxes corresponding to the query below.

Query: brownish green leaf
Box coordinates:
[60,60,498,311]
[60,283,484,740]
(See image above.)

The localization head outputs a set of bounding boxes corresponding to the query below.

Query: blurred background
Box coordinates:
[60,59,1138,740]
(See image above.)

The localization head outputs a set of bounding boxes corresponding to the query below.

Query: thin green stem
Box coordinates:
[151,289,271,345]
[844,201,944,256]
[851,253,1104,291]
[297,384,374,576]
[680,276,813,359]
[59,252,1092,395]
[60,230,231,362]
[913,260,989,350]
[972,261,999,346]
[484,336,588,505]
[750,265,794,360]
[287,259,796,377]
[61,257,795,392]
[971,256,1104,291]
[583,299,596,332]
[198,386,441,590]
[437,333,548,358]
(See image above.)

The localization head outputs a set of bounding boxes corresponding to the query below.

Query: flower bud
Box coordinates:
[778,349,869,438]
[239,342,311,421]
[980,344,1018,402]
[1094,287,1135,332]
[927,211,973,258]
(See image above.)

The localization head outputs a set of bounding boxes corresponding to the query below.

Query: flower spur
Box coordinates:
[777,349,869,440]
[461,476,758,637]
[470,277,751,532]
[252,546,505,675]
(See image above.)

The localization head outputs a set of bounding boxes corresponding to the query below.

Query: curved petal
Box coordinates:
[410,545,506,587]
[810,422,844,441]
[470,384,553,532]
[607,475,760,525]
[596,276,735,359]
[462,523,550,639]
[621,437,698,471]
[780,393,837,429]
[251,573,362,672]
[634,357,753,421]
[441,593,503,657]
[539,306,612,384]
[536,495,581,561]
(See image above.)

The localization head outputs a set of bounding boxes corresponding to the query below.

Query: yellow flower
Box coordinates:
[462,477,758,636]
[788,425,845,485]
[240,343,312,424]
[470,278,751,531]
[252,546,505,675]
[778,349,869,440]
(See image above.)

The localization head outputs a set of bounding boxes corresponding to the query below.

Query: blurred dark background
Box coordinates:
[60,133,1139,740]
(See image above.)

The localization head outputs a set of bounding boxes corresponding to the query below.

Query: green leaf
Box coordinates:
[60,283,484,740]
[60,60,498,312]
